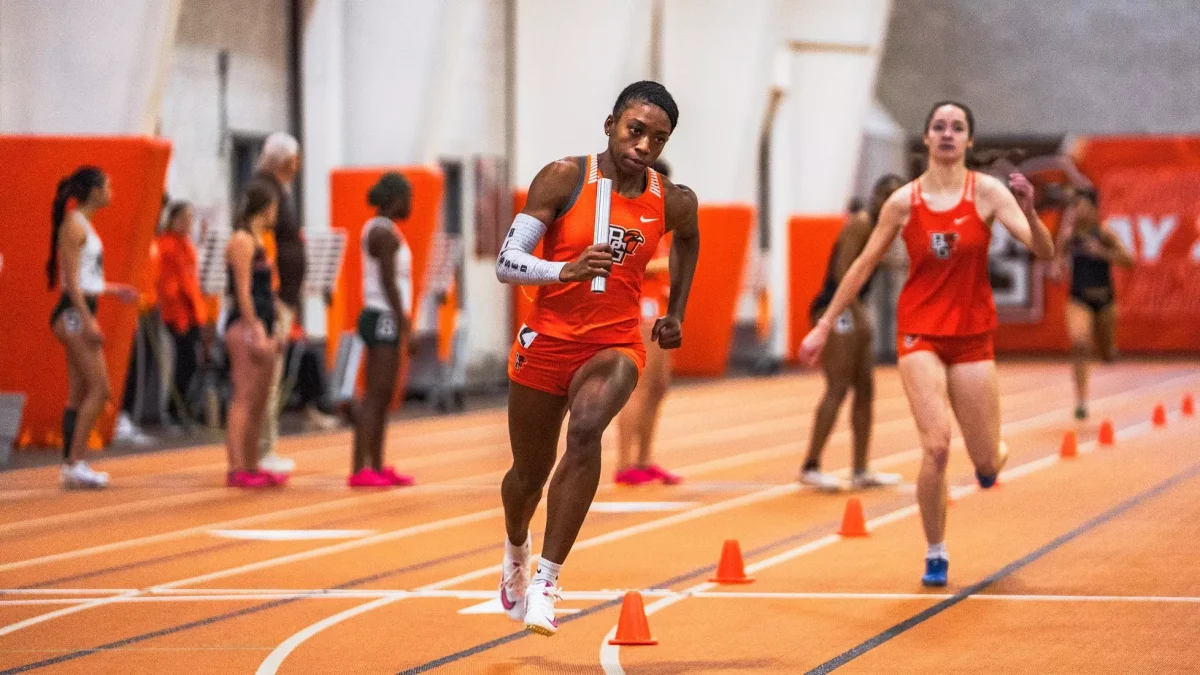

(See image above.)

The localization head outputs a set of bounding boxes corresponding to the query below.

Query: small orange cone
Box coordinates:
[608,591,658,646]
[1183,394,1194,417]
[1060,431,1078,459]
[1098,419,1115,446]
[1153,403,1167,427]
[838,498,869,537]
[709,539,755,584]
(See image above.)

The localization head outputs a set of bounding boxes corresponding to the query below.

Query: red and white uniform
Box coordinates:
[896,171,996,364]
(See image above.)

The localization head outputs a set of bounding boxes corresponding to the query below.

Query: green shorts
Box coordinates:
[357,308,401,346]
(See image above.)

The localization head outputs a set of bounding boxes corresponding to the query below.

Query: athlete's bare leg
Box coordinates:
[53,319,111,463]
[947,360,1003,477]
[541,350,639,563]
[353,343,400,472]
[802,328,855,471]
[1094,304,1117,362]
[616,322,669,470]
[899,351,952,546]
[850,321,875,475]
[1066,301,1094,409]
[502,384,568,549]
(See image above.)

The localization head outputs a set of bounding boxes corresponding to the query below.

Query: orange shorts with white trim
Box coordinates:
[508,326,646,397]
[897,332,994,365]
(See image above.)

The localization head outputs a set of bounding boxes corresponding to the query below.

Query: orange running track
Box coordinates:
[1,362,1198,674]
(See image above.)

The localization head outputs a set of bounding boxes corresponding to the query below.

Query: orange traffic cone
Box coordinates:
[709,539,754,584]
[1153,403,1167,427]
[1183,394,1195,417]
[608,591,658,646]
[1060,431,1078,459]
[1098,419,1115,446]
[838,498,869,537]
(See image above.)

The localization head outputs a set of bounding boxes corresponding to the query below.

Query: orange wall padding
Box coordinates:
[787,215,843,360]
[0,136,171,449]
[325,167,444,402]
[671,204,753,376]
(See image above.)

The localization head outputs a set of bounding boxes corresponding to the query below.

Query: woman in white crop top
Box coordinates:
[348,172,416,488]
[47,166,139,490]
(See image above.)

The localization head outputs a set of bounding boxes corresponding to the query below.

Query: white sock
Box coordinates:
[504,532,531,566]
[927,542,948,560]
[531,558,562,586]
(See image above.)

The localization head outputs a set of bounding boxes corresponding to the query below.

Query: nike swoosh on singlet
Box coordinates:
[640,216,658,223]
[954,216,969,225]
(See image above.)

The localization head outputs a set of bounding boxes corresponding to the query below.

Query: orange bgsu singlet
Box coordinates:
[510,154,666,395]
[895,171,997,364]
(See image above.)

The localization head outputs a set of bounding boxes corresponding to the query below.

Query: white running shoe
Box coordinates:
[61,461,109,489]
[259,452,295,474]
[851,470,902,489]
[113,413,153,446]
[499,539,531,622]
[800,469,843,492]
[524,580,562,636]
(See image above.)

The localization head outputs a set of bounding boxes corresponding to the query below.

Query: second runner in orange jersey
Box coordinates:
[799,101,1054,588]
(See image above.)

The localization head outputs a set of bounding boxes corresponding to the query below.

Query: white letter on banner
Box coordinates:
[1137,215,1177,263]
[1105,216,1135,258]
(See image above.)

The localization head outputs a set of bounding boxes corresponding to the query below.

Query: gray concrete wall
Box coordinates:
[877,0,1200,136]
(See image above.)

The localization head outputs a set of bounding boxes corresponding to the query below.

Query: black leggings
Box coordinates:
[169,327,201,422]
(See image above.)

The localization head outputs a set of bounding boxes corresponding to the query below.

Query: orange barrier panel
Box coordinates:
[671,204,753,376]
[325,167,444,403]
[0,136,171,449]
[786,215,843,361]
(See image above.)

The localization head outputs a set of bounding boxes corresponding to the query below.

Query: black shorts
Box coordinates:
[50,293,99,330]
[1069,286,1114,314]
[357,308,401,346]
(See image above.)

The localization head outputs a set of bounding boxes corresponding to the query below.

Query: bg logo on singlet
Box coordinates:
[930,232,959,260]
[608,226,646,264]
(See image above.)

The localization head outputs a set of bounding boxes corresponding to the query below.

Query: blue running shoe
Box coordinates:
[922,557,948,587]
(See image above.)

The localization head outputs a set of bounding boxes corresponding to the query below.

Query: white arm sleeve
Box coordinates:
[495,213,567,285]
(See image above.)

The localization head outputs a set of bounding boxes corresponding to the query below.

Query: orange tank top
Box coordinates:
[896,171,997,336]
[524,154,666,343]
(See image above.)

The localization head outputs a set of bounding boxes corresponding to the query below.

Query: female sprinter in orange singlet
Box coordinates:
[494,81,700,637]
[799,101,1054,587]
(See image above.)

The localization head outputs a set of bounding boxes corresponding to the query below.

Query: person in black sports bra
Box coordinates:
[799,174,904,492]
[223,180,284,488]
[1057,188,1134,419]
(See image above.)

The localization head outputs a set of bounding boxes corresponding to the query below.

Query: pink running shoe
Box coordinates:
[614,467,655,486]
[262,470,289,487]
[348,468,393,488]
[227,470,272,488]
[644,463,683,485]
[379,466,415,486]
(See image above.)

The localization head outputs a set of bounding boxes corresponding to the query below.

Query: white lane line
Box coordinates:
[207,530,375,541]
[151,508,504,591]
[598,408,1191,675]
[0,590,138,638]
[254,596,406,675]
[6,589,1198,608]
